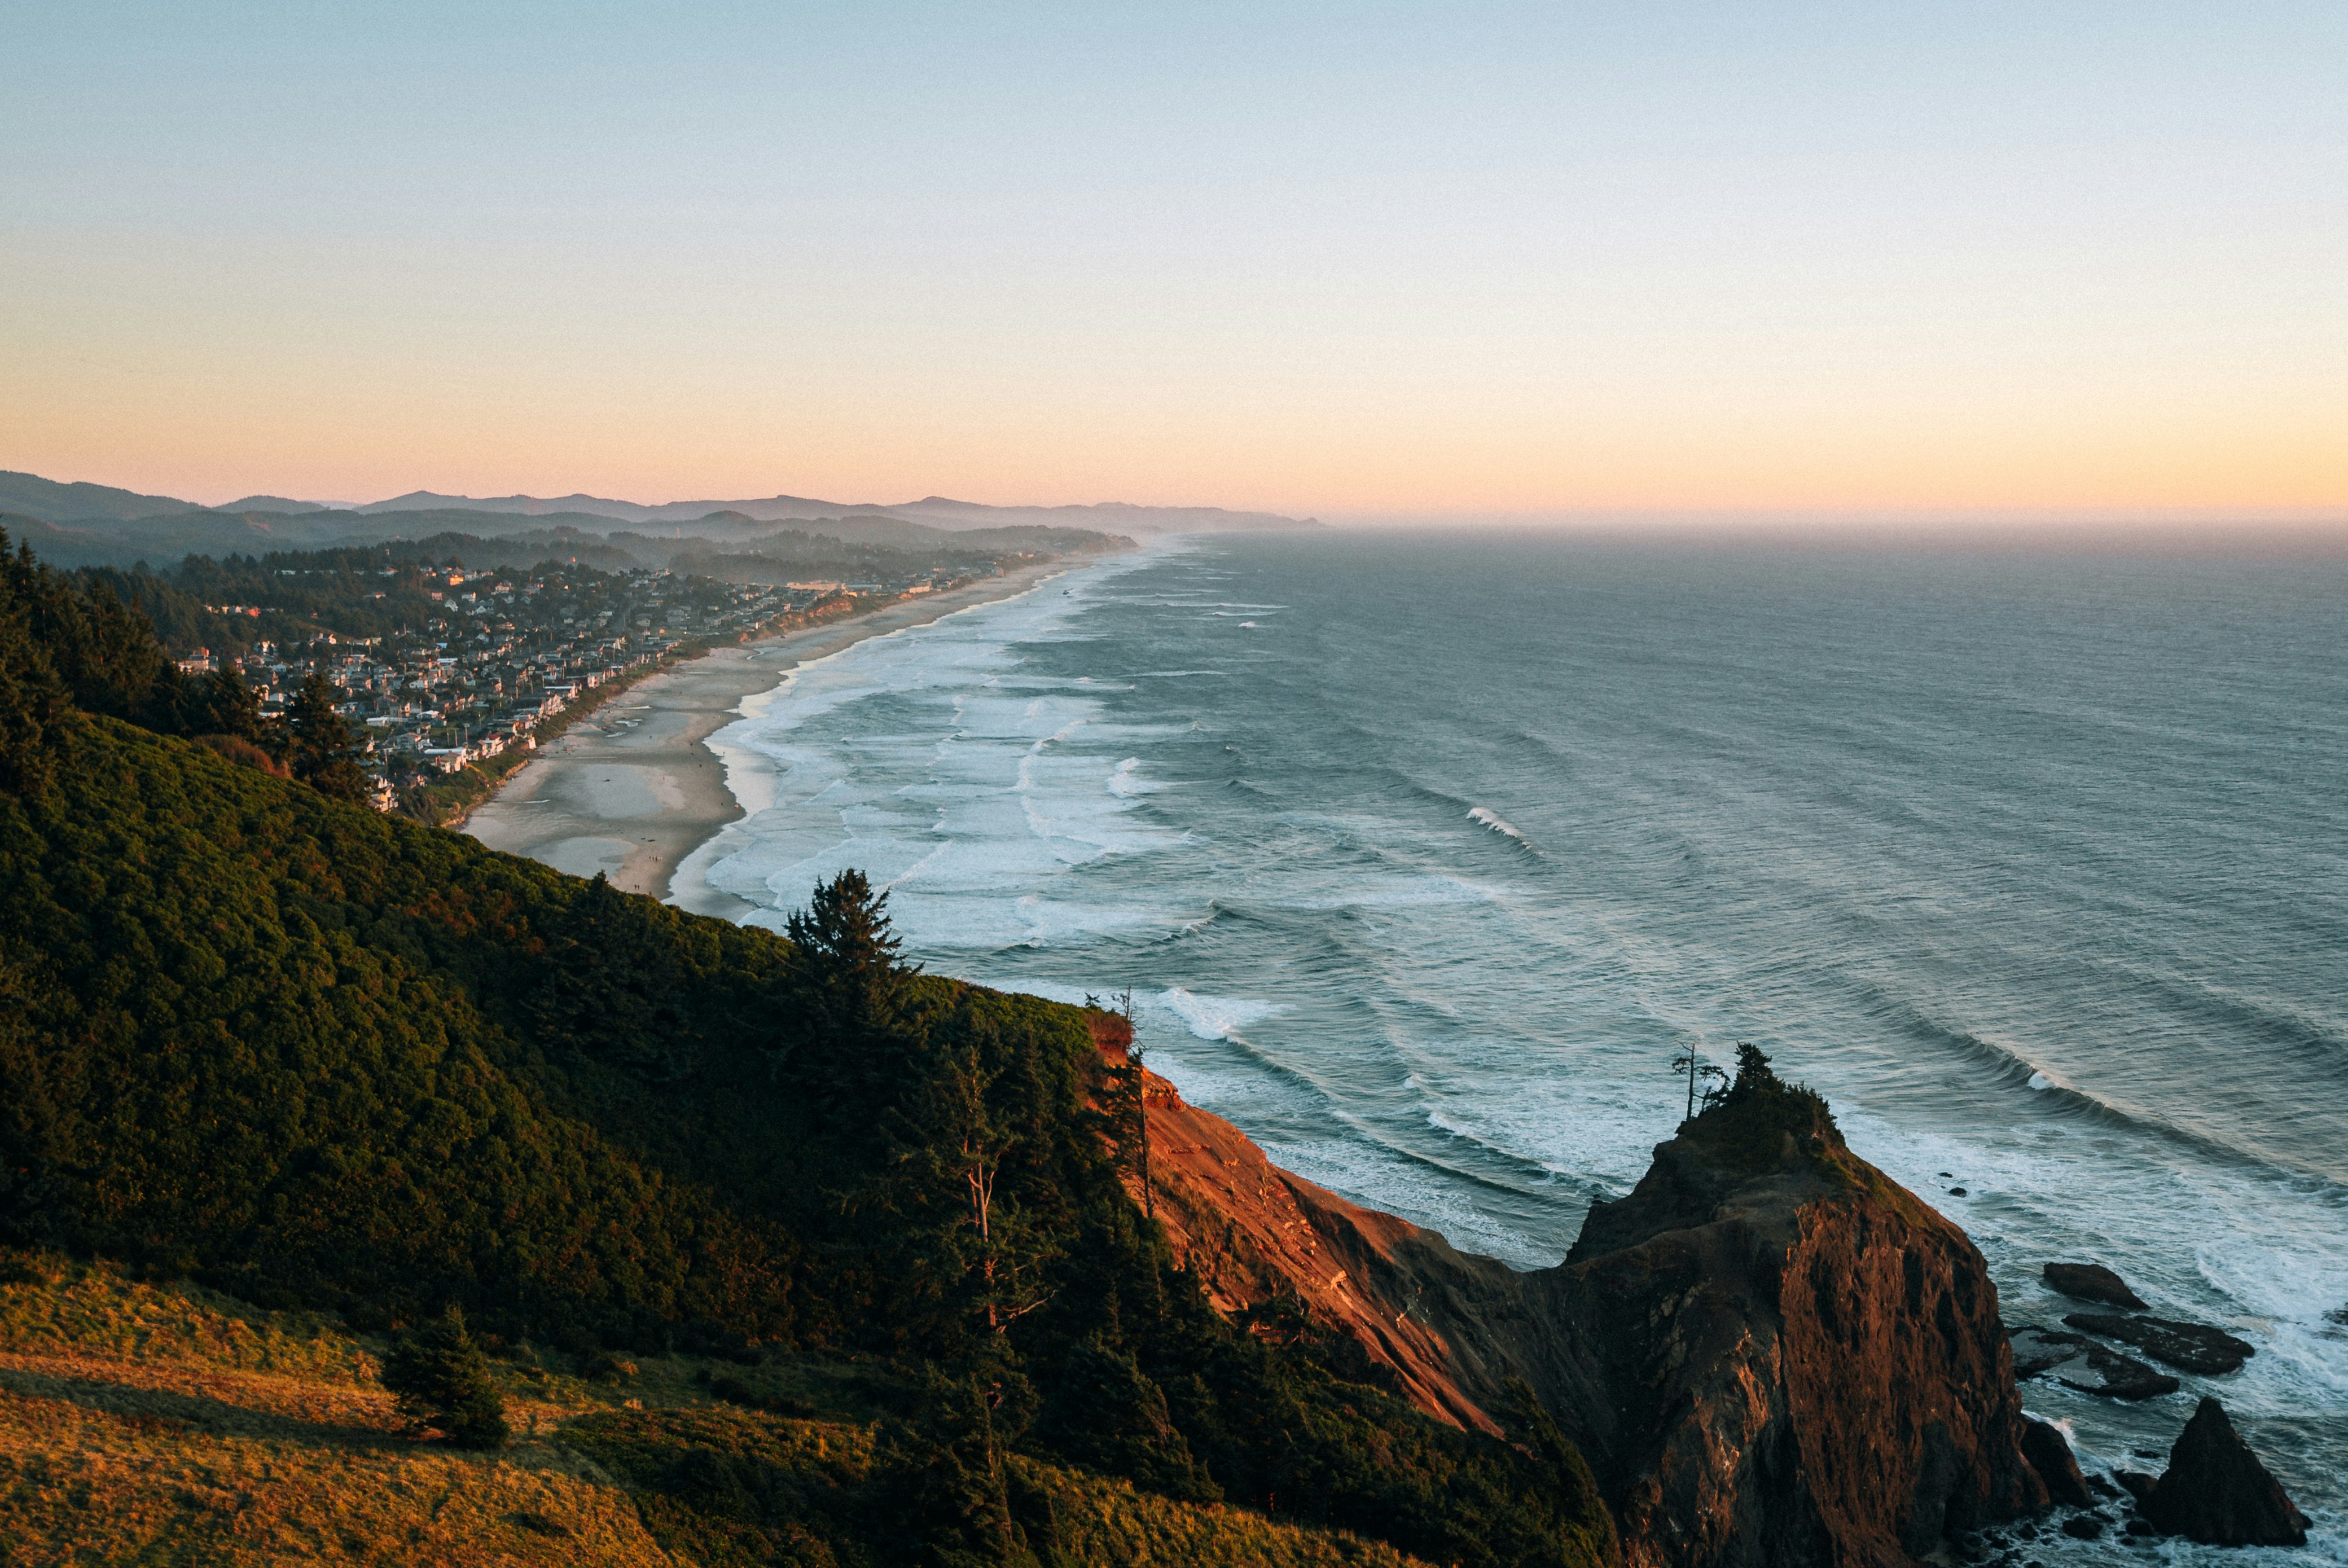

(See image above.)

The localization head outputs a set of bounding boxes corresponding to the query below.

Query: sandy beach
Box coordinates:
[463,561,1074,916]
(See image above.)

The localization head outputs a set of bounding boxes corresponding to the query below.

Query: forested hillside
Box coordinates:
[0,529,1616,1567]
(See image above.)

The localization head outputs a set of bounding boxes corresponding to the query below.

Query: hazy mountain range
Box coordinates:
[0,469,1312,534]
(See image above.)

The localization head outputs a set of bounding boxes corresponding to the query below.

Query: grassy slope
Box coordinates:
[0,1249,1429,1568]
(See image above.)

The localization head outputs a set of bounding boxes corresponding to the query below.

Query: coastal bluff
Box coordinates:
[1105,1029,2058,1568]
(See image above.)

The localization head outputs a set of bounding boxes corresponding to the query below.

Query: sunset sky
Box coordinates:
[4,2,2342,523]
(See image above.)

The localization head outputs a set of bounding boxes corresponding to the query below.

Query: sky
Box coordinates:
[2,2,2343,525]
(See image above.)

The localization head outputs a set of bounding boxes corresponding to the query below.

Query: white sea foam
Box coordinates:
[1468,806,1535,848]
[1107,758,1171,798]
[1157,987,1284,1042]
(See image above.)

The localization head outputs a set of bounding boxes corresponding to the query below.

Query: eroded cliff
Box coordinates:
[1112,1036,2061,1568]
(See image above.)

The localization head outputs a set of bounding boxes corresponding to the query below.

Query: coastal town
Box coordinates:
[168,557,958,810]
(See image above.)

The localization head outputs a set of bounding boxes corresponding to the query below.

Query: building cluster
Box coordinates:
[192,563,886,806]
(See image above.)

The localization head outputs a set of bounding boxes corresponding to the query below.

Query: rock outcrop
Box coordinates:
[2020,1420,2092,1509]
[2009,1325,2179,1399]
[2042,1262,2146,1310]
[1113,1036,2057,1568]
[2140,1398,2311,1547]
[2062,1312,2254,1376]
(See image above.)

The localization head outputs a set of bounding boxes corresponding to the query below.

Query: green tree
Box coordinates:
[0,535,71,794]
[785,871,921,1113]
[380,1306,510,1448]
[286,669,368,801]
[180,666,267,745]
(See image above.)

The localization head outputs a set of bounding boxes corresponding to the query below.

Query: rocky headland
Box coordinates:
[1106,1032,2072,1567]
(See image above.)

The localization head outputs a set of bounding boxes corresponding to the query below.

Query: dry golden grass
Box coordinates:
[0,1255,367,1386]
[0,1390,673,1566]
[1007,1455,1434,1567]
[0,1250,1436,1567]
[0,1251,675,1566]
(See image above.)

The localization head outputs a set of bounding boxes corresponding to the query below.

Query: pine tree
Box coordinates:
[380,1306,510,1448]
[0,534,70,794]
[286,669,368,801]
[182,666,265,744]
[785,871,921,1113]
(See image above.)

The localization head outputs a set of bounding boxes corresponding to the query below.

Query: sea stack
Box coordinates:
[1521,1050,2051,1567]
[1122,1037,2067,1567]
[2141,1398,2311,1547]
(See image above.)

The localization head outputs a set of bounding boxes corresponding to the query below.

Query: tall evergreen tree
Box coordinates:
[181,666,266,743]
[0,535,70,794]
[286,669,368,801]
[784,871,922,1113]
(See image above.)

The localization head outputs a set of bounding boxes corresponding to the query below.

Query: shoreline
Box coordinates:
[461,560,1078,912]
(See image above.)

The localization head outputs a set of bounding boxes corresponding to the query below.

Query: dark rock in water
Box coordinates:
[2324,1302,2348,1328]
[2008,1324,2091,1379]
[2114,1471,2157,1505]
[2055,1342,2180,1401]
[2043,1262,2146,1310]
[2021,1419,2092,1508]
[2141,1397,2311,1547]
[2060,1516,2106,1541]
[2012,1324,2179,1398]
[2064,1311,2254,1376]
[1949,1187,1968,1197]
[2123,1517,2158,1538]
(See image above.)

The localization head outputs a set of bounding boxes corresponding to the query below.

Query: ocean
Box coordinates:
[681,530,2348,1558]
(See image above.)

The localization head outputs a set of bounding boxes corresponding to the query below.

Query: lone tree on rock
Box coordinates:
[1671,1047,1727,1125]
[381,1306,510,1448]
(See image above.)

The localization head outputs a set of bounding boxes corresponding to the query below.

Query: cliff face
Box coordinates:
[1526,1101,2048,1567]
[1124,1061,1516,1433]
[1115,1044,2054,1568]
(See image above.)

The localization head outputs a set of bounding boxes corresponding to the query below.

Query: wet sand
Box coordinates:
[463,563,1073,916]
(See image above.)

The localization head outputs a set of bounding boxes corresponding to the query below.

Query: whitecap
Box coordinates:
[1469,806,1537,850]
[1157,987,1284,1043]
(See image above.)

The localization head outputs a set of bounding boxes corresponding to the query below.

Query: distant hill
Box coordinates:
[0,484,1136,572]
[0,470,210,523]
[220,494,355,513]
[2,467,1311,541]
[348,487,1314,534]
[0,506,663,569]
[891,495,1315,533]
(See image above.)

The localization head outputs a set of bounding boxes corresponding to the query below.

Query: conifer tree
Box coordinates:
[182,666,266,744]
[785,870,922,1113]
[286,669,368,801]
[380,1306,510,1448]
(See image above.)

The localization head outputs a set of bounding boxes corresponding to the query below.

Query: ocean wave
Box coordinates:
[1873,994,2311,1180]
[1107,757,1168,798]
[1469,806,1541,853]
[1157,986,1284,1043]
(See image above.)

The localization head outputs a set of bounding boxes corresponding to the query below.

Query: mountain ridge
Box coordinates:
[1,468,1315,534]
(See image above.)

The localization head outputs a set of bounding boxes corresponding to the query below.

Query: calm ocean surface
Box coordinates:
[686,531,2348,1558]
